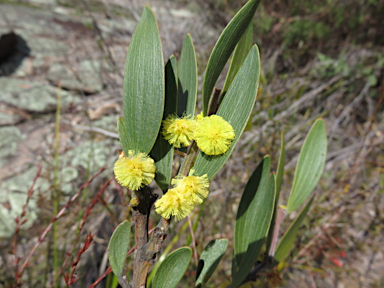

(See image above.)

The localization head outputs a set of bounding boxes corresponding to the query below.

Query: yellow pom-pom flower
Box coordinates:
[171,169,209,205]
[162,115,197,148]
[194,115,235,155]
[155,188,194,221]
[113,150,156,191]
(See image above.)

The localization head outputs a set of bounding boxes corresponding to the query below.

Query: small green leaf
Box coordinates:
[195,239,228,287]
[152,247,192,288]
[108,220,131,277]
[222,23,253,95]
[193,45,260,180]
[274,196,314,264]
[150,56,178,191]
[287,119,327,213]
[267,133,285,251]
[123,5,164,154]
[202,0,261,115]
[177,34,197,116]
[231,157,275,287]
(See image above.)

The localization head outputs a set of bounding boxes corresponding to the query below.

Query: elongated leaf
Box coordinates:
[150,56,178,191]
[196,239,228,287]
[287,119,327,213]
[202,0,261,115]
[267,133,286,251]
[177,34,197,116]
[152,247,192,288]
[117,117,129,156]
[123,5,164,154]
[274,196,314,264]
[231,158,275,287]
[108,221,131,277]
[193,45,260,180]
[222,23,253,95]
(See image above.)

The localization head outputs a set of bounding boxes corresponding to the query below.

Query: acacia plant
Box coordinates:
[108,1,327,287]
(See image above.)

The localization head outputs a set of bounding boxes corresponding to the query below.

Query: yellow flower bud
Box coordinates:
[130,197,140,207]
[162,114,197,148]
[171,169,209,205]
[113,150,156,191]
[155,187,194,221]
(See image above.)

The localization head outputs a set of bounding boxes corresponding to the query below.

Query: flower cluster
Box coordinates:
[114,113,233,220]
[113,150,156,191]
[162,114,235,155]
[155,170,209,221]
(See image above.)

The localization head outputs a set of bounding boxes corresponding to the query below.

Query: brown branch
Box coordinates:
[130,217,170,288]
[131,186,159,288]
[208,88,221,116]
[130,122,201,287]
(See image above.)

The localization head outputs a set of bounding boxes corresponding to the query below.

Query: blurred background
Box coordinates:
[0,0,383,287]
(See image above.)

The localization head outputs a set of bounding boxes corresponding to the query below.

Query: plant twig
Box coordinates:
[268,206,286,258]
[52,84,62,287]
[187,215,198,266]
[131,186,159,288]
[291,206,346,263]
[12,166,42,281]
[208,88,221,116]
[89,246,136,288]
[132,216,171,288]
[13,167,105,287]
[64,232,95,286]
[53,178,112,285]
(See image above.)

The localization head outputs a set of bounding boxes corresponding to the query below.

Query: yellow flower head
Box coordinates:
[162,115,197,148]
[114,150,156,191]
[171,169,209,205]
[155,187,194,221]
[194,115,235,155]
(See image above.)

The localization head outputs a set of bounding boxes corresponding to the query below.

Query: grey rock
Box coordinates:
[0,78,81,113]
[0,166,50,238]
[0,104,25,126]
[47,61,103,94]
[0,126,26,166]
[24,34,70,56]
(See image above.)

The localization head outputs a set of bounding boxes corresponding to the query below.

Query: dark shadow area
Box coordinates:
[195,239,227,285]
[177,81,188,117]
[0,32,30,77]
[233,238,266,284]
[235,160,264,220]
[150,134,172,191]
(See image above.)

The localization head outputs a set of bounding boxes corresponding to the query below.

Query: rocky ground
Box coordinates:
[0,0,217,238]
